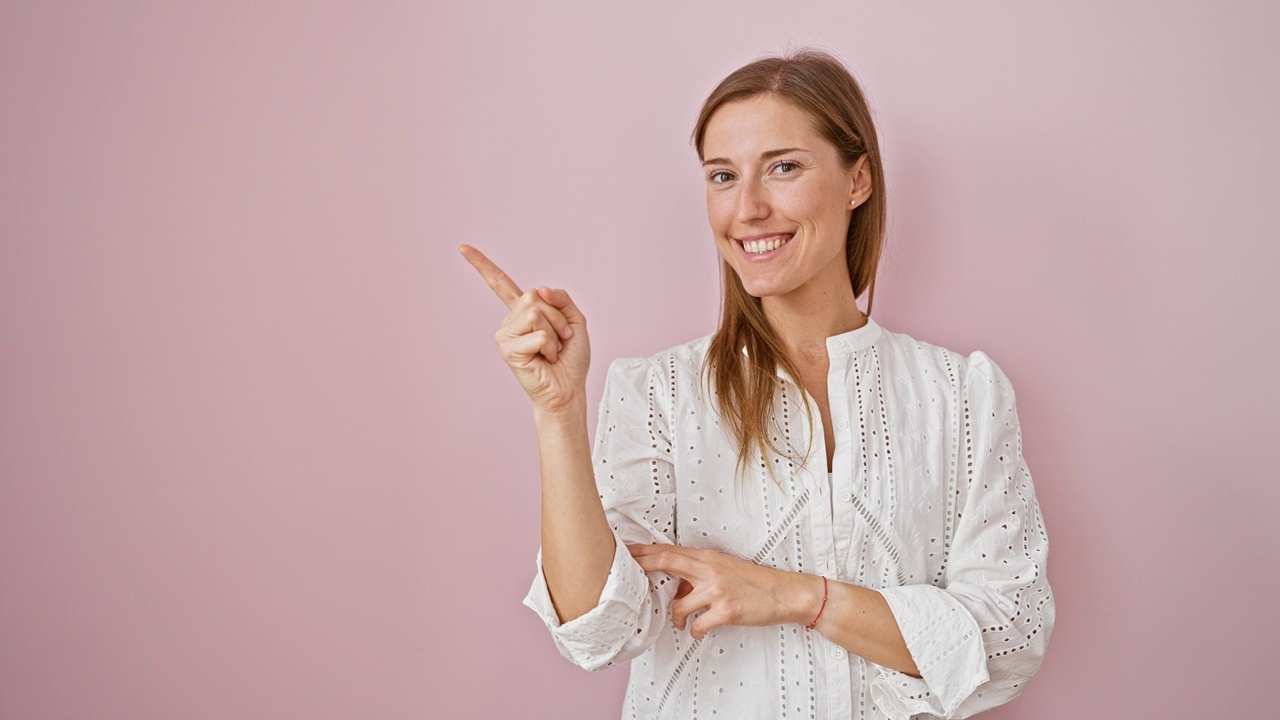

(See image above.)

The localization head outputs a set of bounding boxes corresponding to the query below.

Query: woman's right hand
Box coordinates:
[459,244,590,413]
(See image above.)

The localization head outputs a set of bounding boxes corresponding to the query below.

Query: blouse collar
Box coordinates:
[739,317,885,377]
[825,316,883,355]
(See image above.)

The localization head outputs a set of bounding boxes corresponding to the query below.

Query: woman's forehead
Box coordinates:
[702,95,827,162]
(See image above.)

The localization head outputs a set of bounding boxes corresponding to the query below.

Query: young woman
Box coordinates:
[461,49,1053,719]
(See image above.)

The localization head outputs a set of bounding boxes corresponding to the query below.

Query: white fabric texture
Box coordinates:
[523,318,1054,719]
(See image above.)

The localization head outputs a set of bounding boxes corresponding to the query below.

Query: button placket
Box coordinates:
[826,352,857,576]
[797,384,838,575]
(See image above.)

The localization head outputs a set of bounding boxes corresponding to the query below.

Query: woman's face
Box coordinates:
[701,94,870,301]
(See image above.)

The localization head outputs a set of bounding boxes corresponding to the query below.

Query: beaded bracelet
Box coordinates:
[805,575,829,630]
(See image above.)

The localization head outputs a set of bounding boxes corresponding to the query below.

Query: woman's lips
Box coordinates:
[737,232,794,258]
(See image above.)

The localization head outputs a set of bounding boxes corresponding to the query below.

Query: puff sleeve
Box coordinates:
[522,356,682,671]
[870,351,1055,718]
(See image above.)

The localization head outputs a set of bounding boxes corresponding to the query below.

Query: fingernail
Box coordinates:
[561,326,574,339]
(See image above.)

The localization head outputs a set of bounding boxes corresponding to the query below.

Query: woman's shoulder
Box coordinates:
[874,321,1017,396]
[598,335,716,406]
[876,323,964,366]
[605,334,715,373]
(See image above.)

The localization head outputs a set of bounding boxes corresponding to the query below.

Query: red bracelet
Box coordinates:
[805,575,829,630]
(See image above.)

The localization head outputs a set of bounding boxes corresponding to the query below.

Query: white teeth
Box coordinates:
[743,236,789,254]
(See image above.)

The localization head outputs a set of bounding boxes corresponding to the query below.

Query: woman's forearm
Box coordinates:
[797,575,920,676]
[534,399,617,623]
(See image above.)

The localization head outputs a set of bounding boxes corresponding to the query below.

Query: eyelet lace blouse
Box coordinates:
[524,318,1054,719]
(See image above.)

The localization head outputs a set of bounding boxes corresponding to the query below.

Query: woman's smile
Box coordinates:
[736,231,795,258]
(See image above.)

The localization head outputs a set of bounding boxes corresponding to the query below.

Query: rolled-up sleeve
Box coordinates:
[870,351,1055,718]
[522,356,681,671]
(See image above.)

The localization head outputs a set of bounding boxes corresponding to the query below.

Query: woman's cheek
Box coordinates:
[707,197,733,228]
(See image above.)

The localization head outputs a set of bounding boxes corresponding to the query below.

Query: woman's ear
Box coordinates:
[848,154,873,208]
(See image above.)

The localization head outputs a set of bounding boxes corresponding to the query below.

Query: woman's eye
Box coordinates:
[708,171,734,184]
[774,161,799,174]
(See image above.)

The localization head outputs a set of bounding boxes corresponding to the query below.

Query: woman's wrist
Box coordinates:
[532,394,588,427]
[784,571,829,626]
[805,575,829,630]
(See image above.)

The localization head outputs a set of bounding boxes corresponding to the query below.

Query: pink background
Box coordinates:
[2,1,1277,717]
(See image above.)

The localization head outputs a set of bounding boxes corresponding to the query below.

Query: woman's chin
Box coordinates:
[740,282,791,300]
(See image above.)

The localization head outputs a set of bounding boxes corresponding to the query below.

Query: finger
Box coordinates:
[536,286,586,326]
[632,549,702,580]
[501,300,552,338]
[671,588,711,631]
[630,544,706,560]
[459,244,523,308]
[503,290,573,342]
[689,608,727,641]
[501,305,565,361]
[503,329,562,365]
[629,543,683,557]
[525,290,574,340]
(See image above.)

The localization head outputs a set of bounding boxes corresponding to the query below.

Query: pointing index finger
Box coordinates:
[459,244,523,308]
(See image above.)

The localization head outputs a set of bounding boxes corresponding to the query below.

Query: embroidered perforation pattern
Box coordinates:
[870,346,896,528]
[933,349,960,586]
[852,350,870,588]
[525,326,1053,719]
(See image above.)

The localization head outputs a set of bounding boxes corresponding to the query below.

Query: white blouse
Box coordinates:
[524,318,1054,719]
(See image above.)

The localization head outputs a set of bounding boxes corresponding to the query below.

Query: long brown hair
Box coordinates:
[693,49,887,479]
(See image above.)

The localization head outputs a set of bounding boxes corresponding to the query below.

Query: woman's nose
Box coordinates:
[734,180,770,222]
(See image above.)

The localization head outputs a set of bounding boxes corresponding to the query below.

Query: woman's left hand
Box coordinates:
[628,544,821,640]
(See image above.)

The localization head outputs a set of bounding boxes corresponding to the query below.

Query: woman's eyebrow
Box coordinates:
[701,147,808,166]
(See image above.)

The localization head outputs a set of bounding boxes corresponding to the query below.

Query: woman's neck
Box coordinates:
[761,280,866,361]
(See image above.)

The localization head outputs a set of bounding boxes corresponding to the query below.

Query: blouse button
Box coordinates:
[835,339,847,348]
[839,491,853,503]
[831,647,846,660]
[837,420,850,430]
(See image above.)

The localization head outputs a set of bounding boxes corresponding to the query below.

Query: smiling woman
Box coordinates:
[702,96,869,302]
[462,48,1053,719]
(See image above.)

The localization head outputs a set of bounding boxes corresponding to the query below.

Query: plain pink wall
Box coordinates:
[2,1,1277,717]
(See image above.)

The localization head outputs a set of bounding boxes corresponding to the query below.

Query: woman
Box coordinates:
[461,49,1053,719]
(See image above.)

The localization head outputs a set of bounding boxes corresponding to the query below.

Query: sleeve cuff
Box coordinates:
[522,537,654,671]
[870,584,989,718]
